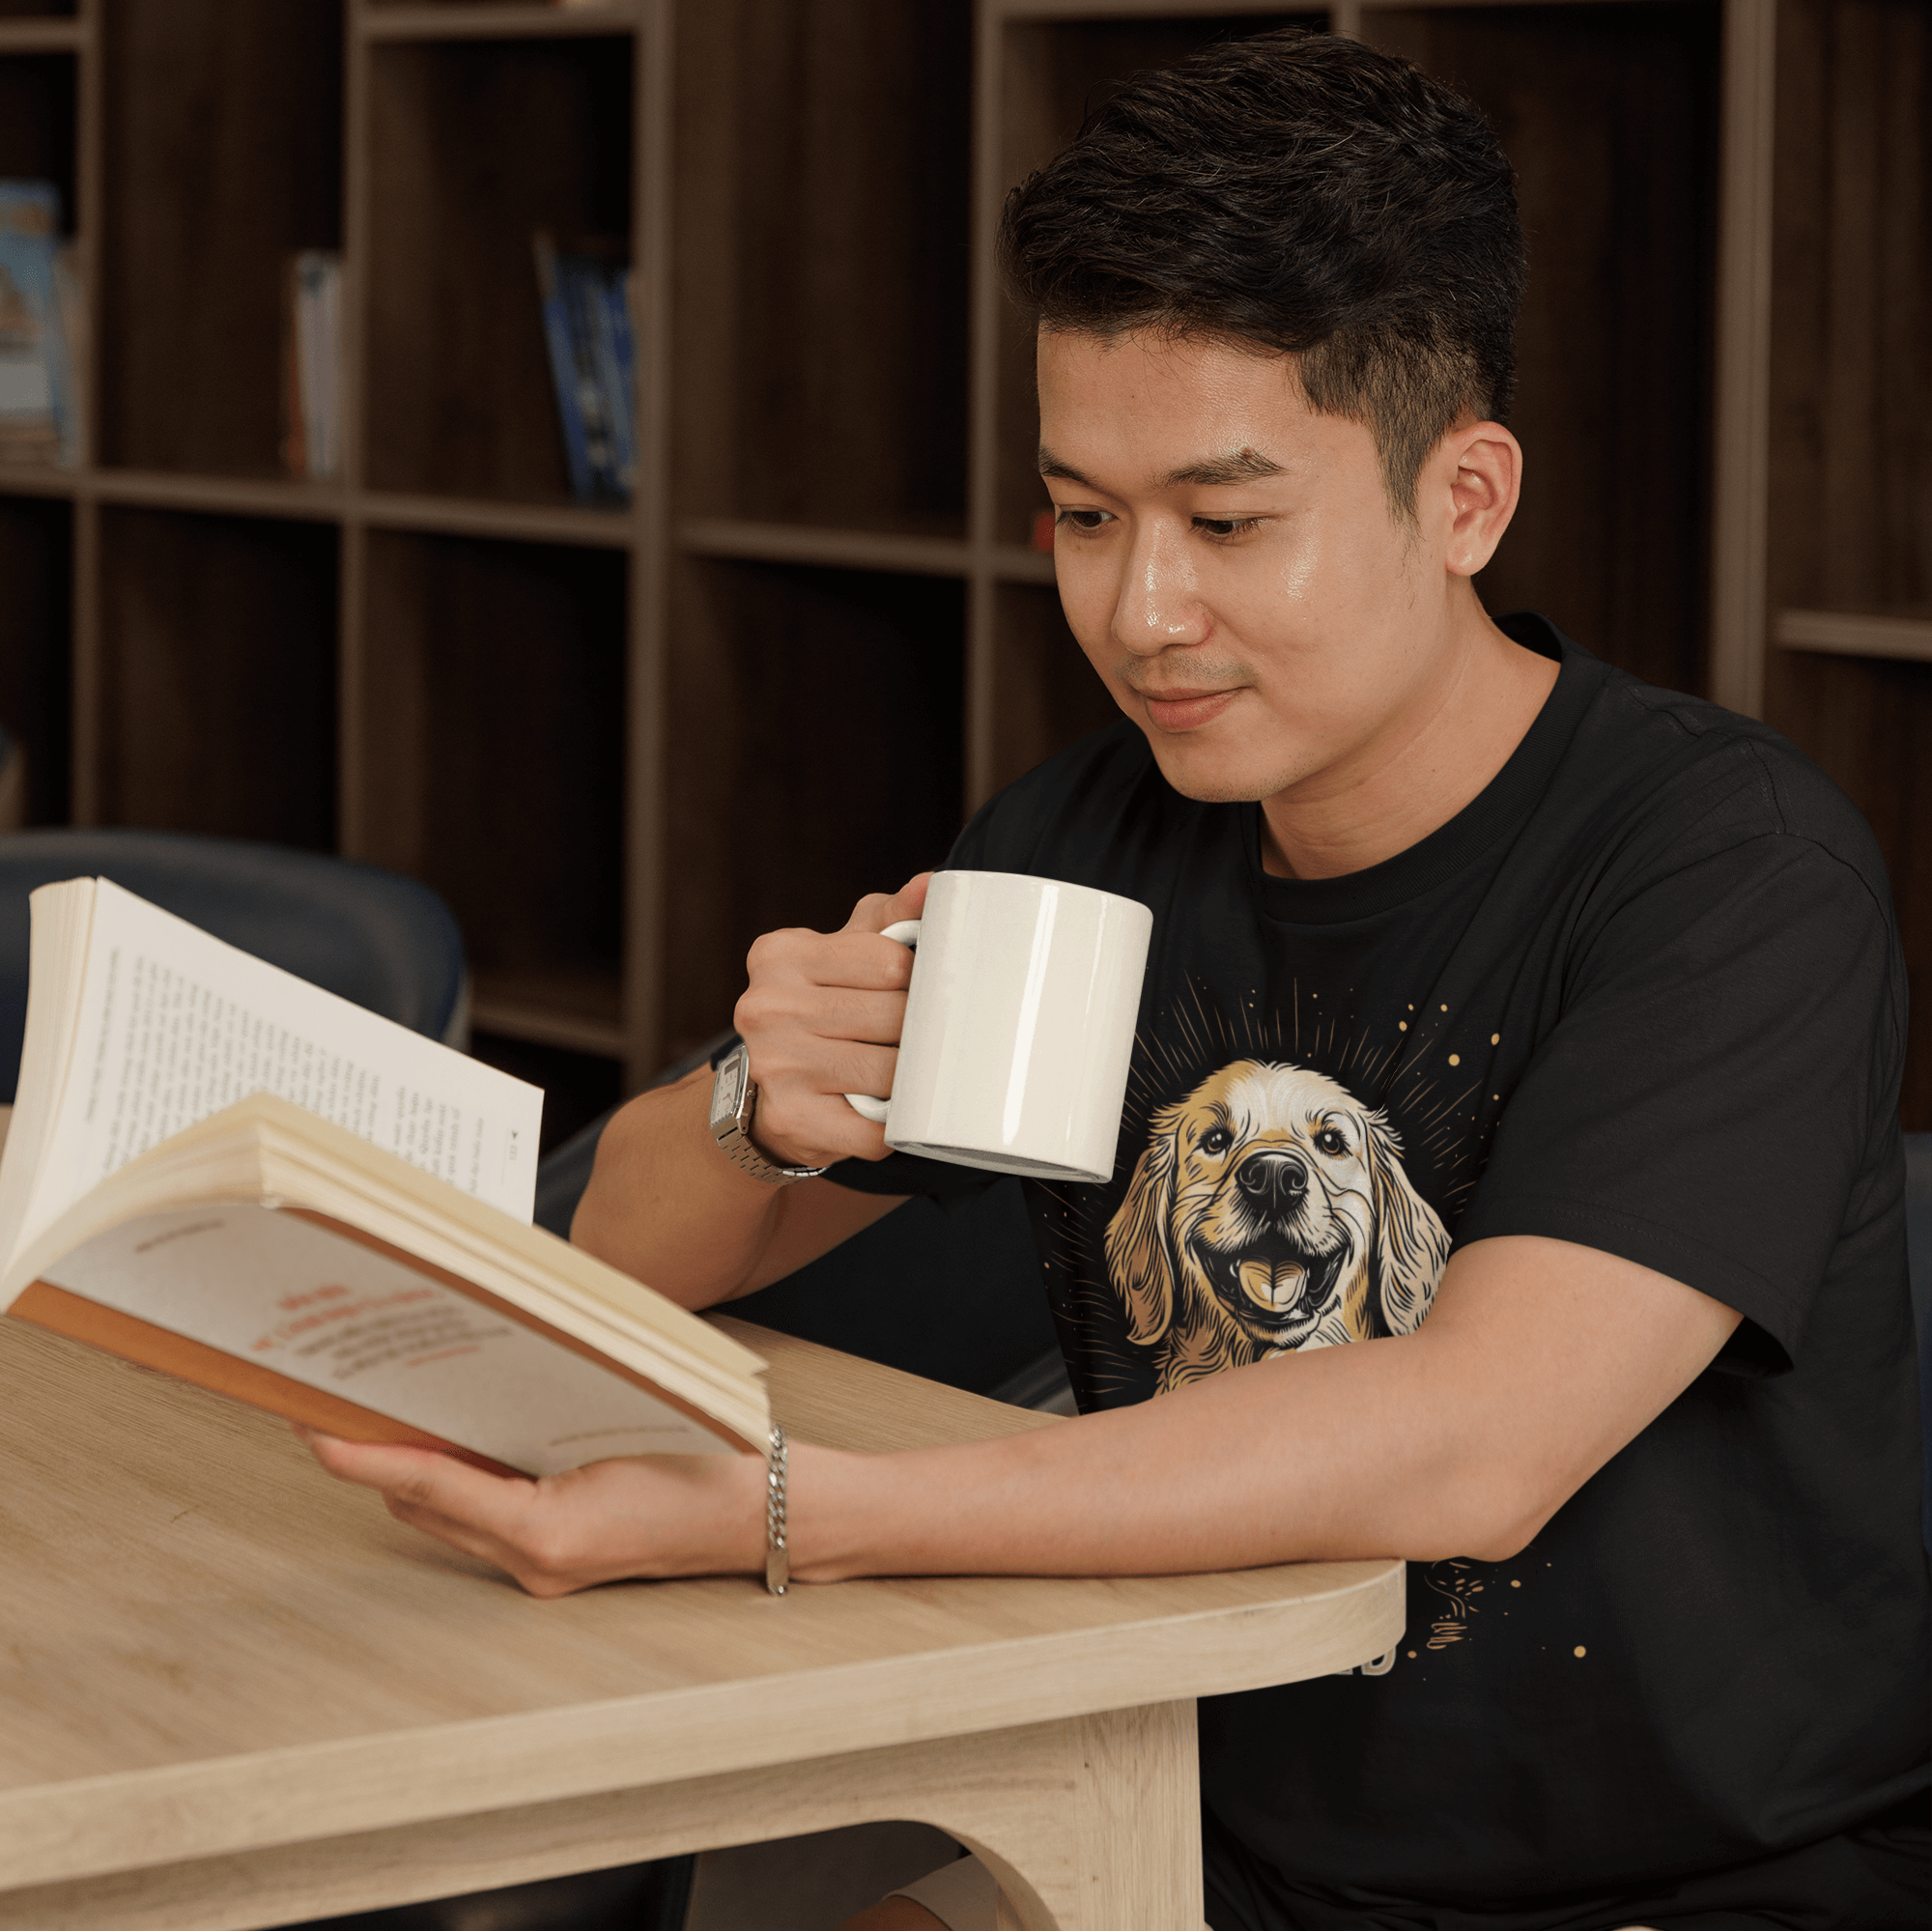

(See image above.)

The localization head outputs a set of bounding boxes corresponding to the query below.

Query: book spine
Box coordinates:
[558,256,618,499]
[282,255,305,478]
[533,231,595,501]
[594,269,638,497]
[0,182,67,468]
[317,253,342,481]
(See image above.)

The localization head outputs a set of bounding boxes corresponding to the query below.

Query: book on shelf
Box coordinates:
[533,230,638,504]
[282,249,343,482]
[0,879,770,1474]
[0,182,84,470]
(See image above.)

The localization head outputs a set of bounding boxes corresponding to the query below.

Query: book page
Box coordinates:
[23,881,541,1253]
[43,1205,730,1472]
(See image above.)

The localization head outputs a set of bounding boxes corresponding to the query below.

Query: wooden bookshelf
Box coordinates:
[0,0,1924,1125]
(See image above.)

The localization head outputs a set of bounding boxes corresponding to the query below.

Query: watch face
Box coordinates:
[711,1046,749,1132]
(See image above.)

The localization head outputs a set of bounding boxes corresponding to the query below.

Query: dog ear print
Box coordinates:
[1105,1106,1182,1346]
[1366,1112,1451,1336]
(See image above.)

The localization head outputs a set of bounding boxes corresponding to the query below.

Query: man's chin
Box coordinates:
[1136,724,1309,806]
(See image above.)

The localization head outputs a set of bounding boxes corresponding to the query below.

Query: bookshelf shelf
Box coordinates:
[991,545,1057,587]
[1,0,1921,1118]
[362,5,641,43]
[361,489,635,548]
[93,470,346,524]
[0,467,78,502]
[1776,611,1932,665]
[674,518,972,582]
[469,980,628,1059]
[0,19,86,56]
[0,470,641,549]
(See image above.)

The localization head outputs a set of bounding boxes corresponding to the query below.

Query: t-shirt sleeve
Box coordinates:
[1452,832,1904,1375]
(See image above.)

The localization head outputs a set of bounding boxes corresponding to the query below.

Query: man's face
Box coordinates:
[1037,327,1463,807]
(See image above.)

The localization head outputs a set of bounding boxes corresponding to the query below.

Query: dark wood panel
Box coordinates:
[357,530,626,989]
[1764,0,1931,1126]
[1369,4,1719,696]
[0,53,75,219]
[364,35,632,501]
[990,582,1122,797]
[99,0,342,476]
[673,0,972,539]
[95,508,337,846]
[994,14,1321,548]
[1764,648,1932,1128]
[0,493,70,824]
[663,558,964,1057]
[1768,0,1929,617]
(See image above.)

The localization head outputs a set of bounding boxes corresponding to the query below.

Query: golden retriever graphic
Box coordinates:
[1104,1059,1450,1391]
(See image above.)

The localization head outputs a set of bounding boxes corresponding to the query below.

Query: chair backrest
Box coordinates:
[1904,1132,1932,1553]
[0,829,467,1103]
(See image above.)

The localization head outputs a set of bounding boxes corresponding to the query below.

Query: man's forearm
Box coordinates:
[570,1070,788,1306]
[571,1068,907,1308]
[790,1323,1515,1582]
[788,1235,1742,1584]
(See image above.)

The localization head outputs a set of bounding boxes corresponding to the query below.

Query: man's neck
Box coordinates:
[1258,609,1559,881]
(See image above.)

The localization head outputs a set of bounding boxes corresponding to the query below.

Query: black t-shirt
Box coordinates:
[831,614,1930,1923]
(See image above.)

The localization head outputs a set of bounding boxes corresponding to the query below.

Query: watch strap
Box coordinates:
[710,1043,827,1186]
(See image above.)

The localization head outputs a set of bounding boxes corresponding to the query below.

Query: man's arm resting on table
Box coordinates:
[300,1235,1741,1596]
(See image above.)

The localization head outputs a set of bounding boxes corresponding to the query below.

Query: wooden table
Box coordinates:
[0,1313,1404,1931]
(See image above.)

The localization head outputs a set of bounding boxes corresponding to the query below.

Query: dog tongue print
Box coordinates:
[1104,1055,1451,1392]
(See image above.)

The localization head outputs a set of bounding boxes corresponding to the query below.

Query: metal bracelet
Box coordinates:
[764,1423,789,1598]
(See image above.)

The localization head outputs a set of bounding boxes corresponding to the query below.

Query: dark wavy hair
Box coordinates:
[999,29,1526,522]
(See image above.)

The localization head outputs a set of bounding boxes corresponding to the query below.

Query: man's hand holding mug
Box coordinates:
[732,869,1152,1185]
[729,872,935,1173]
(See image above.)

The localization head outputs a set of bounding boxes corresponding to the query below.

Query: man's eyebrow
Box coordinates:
[1037,443,1288,490]
[1157,446,1285,488]
[1037,444,1091,484]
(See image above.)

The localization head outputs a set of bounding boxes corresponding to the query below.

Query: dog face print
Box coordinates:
[1103,1059,1451,1392]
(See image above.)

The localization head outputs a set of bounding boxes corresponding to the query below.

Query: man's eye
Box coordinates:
[1201,1126,1233,1155]
[1316,1127,1348,1156]
[1193,515,1263,541]
[1054,508,1113,532]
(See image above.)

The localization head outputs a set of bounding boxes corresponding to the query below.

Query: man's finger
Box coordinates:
[298,1428,535,1530]
[842,871,932,937]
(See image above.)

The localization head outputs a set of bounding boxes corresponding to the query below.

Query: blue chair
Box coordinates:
[0,828,469,1100]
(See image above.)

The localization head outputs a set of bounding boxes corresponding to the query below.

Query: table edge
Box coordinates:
[0,1557,1403,1891]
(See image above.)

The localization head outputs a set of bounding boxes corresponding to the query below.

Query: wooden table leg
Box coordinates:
[0,1701,1203,1931]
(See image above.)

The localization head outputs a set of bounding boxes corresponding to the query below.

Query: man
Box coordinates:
[305,30,1929,1929]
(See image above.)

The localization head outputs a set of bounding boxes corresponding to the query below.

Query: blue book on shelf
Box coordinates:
[533,232,595,501]
[589,271,638,497]
[0,181,77,469]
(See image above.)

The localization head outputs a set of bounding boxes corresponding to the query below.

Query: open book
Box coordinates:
[0,879,769,1473]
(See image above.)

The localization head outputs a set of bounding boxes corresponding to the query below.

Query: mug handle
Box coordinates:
[842,919,922,1122]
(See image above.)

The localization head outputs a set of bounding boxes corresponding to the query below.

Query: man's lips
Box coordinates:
[1137,687,1238,732]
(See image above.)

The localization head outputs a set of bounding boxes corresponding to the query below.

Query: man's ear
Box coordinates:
[1432,418,1521,579]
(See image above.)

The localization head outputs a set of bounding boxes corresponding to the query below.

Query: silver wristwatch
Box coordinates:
[708,1041,827,1186]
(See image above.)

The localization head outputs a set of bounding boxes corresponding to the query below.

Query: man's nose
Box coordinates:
[1112,521,1209,656]
[1236,1150,1308,1213]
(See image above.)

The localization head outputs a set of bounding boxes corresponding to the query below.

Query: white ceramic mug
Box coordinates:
[843,870,1152,1182]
